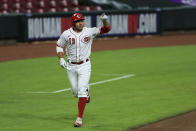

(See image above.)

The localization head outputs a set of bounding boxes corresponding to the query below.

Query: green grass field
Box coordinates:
[0,45,196,131]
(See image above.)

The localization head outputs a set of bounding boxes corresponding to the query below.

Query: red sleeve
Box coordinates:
[100,26,111,34]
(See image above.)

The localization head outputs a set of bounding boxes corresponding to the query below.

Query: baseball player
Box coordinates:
[56,13,110,127]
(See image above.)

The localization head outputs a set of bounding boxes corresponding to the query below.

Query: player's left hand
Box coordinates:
[100,13,108,21]
[60,58,67,69]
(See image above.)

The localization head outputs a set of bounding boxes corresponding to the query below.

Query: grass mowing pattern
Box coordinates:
[0,45,196,131]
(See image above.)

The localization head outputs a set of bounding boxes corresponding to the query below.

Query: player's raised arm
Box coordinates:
[100,13,111,34]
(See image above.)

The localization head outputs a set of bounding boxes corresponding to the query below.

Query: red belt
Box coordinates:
[71,59,89,65]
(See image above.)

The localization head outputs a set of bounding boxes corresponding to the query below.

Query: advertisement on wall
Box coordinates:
[27,12,159,41]
[128,13,158,34]
[28,17,61,40]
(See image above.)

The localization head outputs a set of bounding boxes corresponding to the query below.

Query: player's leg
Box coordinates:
[67,69,78,97]
[74,62,91,127]
[78,62,91,102]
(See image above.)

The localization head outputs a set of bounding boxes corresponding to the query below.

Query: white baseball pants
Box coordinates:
[67,61,91,98]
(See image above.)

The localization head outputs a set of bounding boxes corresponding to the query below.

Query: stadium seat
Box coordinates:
[48,7,56,13]
[80,5,91,11]
[73,6,79,11]
[26,2,33,9]
[36,8,45,13]
[12,2,21,9]
[23,1,34,13]
[13,8,22,13]
[59,0,68,7]
[48,0,58,13]
[0,2,9,14]
[1,9,9,14]
[60,7,68,12]
[70,0,79,7]
[10,2,22,13]
[66,0,80,11]
[36,0,46,8]
[91,5,102,11]
[49,0,57,8]
[1,3,8,10]
[34,0,47,13]
[25,9,32,13]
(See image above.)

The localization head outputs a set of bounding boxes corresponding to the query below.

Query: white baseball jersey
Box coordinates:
[57,27,100,62]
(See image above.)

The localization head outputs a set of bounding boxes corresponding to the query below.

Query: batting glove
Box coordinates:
[60,58,67,69]
[100,13,108,21]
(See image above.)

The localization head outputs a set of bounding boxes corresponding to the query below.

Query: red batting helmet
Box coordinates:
[72,13,84,23]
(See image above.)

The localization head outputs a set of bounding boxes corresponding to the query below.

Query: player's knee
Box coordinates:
[78,87,88,98]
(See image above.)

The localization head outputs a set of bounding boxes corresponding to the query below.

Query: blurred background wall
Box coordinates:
[0,0,196,43]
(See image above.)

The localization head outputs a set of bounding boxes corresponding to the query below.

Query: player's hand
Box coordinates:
[59,58,67,69]
[100,13,108,21]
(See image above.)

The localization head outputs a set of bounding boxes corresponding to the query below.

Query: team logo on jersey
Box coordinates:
[82,36,90,44]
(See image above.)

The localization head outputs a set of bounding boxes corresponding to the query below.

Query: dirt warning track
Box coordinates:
[1,34,196,62]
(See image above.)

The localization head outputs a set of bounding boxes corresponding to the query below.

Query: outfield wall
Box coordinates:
[0,6,196,42]
[27,11,159,41]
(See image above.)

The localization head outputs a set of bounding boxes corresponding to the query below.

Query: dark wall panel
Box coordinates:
[0,15,19,39]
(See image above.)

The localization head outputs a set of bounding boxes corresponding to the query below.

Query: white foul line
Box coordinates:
[89,74,135,86]
[28,74,135,94]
